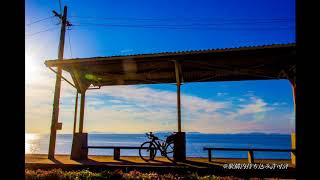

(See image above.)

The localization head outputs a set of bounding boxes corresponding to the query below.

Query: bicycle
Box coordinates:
[139,132,175,162]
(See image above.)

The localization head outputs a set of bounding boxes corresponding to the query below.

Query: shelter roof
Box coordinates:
[45,43,296,92]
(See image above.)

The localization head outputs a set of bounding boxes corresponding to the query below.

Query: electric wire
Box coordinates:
[25,26,59,37]
[26,16,55,26]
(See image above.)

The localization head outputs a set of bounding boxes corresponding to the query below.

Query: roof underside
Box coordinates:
[45,43,296,92]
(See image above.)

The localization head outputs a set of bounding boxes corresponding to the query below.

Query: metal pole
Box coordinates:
[79,91,86,133]
[73,92,79,134]
[48,6,68,159]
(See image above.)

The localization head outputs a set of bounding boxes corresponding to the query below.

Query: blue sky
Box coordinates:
[25,0,295,134]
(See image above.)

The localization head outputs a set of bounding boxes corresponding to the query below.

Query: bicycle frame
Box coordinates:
[150,138,167,155]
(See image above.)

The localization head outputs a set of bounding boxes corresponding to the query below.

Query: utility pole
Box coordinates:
[48,6,71,159]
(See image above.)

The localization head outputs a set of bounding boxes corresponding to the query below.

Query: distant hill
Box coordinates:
[231,132,290,135]
[154,131,201,134]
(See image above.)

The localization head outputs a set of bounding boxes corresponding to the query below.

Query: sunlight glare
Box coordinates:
[25,133,40,154]
[25,52,38,82]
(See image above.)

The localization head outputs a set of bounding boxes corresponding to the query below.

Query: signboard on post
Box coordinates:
[56,122,63,130]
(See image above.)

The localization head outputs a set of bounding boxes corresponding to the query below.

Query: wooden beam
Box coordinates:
[73,92,79,134]
[208,150,212,162]
[174,61,182,132]
[291,81,296,112]
[177,85,181,132]
[48,67,76,89]
[79,91,86,133]
[290,81,296,166]
[114,148,120,160]
[71,67,90,93]
[204,147,295,152]
[72,68,85,93]
[68,70,82,92]
[291,132,296,166]
[248,150,254,163]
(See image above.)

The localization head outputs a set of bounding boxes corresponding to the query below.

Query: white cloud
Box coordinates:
[237,97,272,116]
[25,73,292,134]
[217,92,228,97]
[108,99,123,104]
[86,97,105,106]
[88,86,229,113]
[238,98,245,102]
[120,49,134,53]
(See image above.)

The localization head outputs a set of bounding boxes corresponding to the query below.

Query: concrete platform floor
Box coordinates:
[25,154,296,178]
[26,154,293,167]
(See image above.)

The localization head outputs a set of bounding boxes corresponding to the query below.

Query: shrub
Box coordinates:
[25,169,266,180]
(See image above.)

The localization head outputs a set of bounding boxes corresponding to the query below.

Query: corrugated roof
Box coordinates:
[45,42,296,91]
[58,43,295,61]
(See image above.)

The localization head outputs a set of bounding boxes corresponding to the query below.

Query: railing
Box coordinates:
[203,147,296,164]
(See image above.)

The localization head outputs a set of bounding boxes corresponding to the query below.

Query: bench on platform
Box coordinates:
[83,146,150,160]
[203,147,296,163]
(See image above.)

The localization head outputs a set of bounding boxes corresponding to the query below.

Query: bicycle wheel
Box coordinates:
[164,142,174,162]
[139,141,157,162]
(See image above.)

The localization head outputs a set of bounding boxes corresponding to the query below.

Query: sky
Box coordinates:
[25,0,295,134]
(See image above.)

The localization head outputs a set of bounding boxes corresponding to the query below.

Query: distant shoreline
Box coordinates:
[26,132,292,136]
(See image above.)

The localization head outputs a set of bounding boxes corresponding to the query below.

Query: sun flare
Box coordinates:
[25,52,38,82]
[25,133,40,154]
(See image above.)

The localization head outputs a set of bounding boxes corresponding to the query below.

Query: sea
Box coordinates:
[25,133,292,159]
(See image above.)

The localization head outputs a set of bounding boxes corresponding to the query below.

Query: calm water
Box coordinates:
[25,133,291,159]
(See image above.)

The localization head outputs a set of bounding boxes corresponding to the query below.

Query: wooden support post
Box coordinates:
[174,61,182,132]
[71,133,88,160]
[149,148,154,159]
[79,91,86,133]
[114,148,120,160]
[73,92,79,134]
[291,81,296,113]
[173,132,186,162]
[173,61,186,162]
[290,81,296,166]
[48,6,68,159]
[208,150,212,162]
[248,150,254,163]
[291,132,296,166]
[177,84,181,132]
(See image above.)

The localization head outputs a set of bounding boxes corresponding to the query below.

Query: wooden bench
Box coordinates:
[203,147,296,163]
[83,146,152,160]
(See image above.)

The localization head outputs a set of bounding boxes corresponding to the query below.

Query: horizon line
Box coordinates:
[25,131,293,135]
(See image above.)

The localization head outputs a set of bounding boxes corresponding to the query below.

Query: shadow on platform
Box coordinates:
[25,154,296,179]
[73,158,106,165]
[48,158,63,164]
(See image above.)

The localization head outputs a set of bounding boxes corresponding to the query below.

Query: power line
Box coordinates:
[25,26,59,37]
[69,15,295,31]
[26,16,55,26]
[70,20,294,28]
[70,18,295,29]
[72,23,295,31]
[70,15,294,22]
